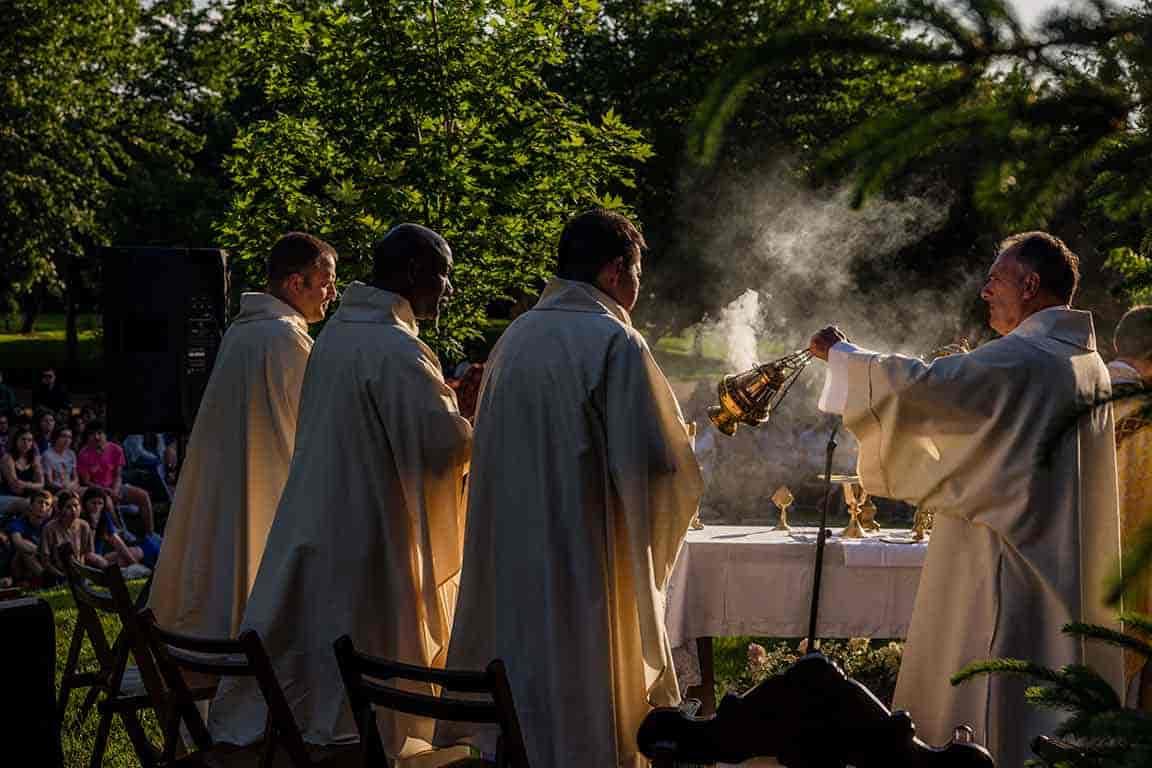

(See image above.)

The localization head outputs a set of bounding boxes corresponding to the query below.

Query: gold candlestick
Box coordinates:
[911,507,933,541]
[771,486,794,531]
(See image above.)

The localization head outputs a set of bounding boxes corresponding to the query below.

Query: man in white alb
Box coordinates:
[439,209,702,768]
[810,231,1124,766]
[149,232,337,637]
[210,224,472,758]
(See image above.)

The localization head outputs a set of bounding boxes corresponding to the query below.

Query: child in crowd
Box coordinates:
[81,488,149,569]
[0,427,45,518]
[41,489,102,571]
[41,425,81,493]
[34,410,55,455]
[7,489,62,588]
[77,421,155,536]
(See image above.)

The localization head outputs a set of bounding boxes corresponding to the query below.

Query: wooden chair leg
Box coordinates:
[90,709,114,768]
[58,626,85,717]
[121,709,158,768]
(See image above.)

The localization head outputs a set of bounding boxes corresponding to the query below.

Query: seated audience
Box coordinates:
[81,487,154,569]
[33,368,70,413]
[42,489,103,570]
[123,432,173,501]
[33,410,55,455]
[42,426,81,493]
[7,489,62,587]
[0,412,9,459]
[0,427,44,518]
[77,422,155,535]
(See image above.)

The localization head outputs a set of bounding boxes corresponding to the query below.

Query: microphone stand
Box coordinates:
[805,419,840,651]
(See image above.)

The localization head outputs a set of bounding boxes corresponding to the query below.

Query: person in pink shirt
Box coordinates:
[77,421,155,535]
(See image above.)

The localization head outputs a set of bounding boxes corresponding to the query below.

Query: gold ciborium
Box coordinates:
[707,349,813,436]
[771,485,795,531]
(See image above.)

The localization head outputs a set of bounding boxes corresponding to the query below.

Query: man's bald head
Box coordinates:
[1116,305,1152,361]
[371,224,455,321]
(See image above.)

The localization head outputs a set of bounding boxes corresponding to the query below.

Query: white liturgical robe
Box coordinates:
[209,283,472,754]
[438,278,703,768]
[149,293,312,637]
[819,307,1124,767]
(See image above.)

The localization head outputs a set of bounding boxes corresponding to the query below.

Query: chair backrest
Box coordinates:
[332,634,530,768]
[136,608,314,767]
[57,542,165,705]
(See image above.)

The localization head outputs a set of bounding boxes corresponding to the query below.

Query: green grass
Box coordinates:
[42,580,161,768]
[0,314,103,370]
[651,326,799,381]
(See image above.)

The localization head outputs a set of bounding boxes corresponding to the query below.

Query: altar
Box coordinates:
[666,525,928,713]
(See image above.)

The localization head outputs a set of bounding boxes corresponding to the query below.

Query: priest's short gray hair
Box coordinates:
[999,231,1080,304]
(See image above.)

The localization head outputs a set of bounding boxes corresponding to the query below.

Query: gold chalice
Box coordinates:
[771,486,794,531]
[840,479,868,539]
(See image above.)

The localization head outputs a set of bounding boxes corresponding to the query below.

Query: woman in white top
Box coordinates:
[41,426,81,493]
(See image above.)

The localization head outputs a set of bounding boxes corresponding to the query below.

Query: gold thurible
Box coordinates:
[707,349,813,437]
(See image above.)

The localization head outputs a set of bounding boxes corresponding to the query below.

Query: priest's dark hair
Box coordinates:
[266,232,337,285]
[556,209,647,284]
[999,231,1080,304]
[1115,305,1152,361]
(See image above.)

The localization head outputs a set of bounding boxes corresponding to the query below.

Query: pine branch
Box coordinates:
[952,657,1064,686]
[1064,622,1152,661]
[1119,612,1152,638]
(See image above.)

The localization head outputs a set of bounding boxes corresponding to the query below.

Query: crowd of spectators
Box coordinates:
[0,368,169,588]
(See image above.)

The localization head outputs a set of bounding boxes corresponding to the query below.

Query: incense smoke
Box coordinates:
[666,162,979,522]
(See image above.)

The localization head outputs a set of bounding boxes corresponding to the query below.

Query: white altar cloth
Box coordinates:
[666,526,927,646]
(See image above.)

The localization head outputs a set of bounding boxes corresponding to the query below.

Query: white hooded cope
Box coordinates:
[209,282,472,754]
[149,292,312,637]
[439,278,703,768]
[820,307,1124,767]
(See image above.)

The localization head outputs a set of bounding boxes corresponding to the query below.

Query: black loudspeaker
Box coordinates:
[102,246,229,433]
[0,597,62,767]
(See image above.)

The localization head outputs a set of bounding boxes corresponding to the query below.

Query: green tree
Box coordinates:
[553,0,943,340]
[0,0,198,335]
[690,0,1152,304]
[218,0,650,358]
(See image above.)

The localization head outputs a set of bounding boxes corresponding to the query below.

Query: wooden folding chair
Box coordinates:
[57,542,165,768]
[332,634,530,768]
[138,608,353,768]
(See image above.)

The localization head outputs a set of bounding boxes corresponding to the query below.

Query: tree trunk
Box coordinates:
[19,284,44,334]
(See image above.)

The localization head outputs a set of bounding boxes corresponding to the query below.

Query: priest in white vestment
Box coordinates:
[438,210,703,768]
[209,224,472,755]
[149,232,338,637]
[1108,305,1152,708]
[812,231,1124,767]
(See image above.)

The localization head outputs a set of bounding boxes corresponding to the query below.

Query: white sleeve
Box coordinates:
[817,341,875,414]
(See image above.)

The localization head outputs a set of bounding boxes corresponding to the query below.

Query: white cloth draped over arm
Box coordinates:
[818,341,876,415]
